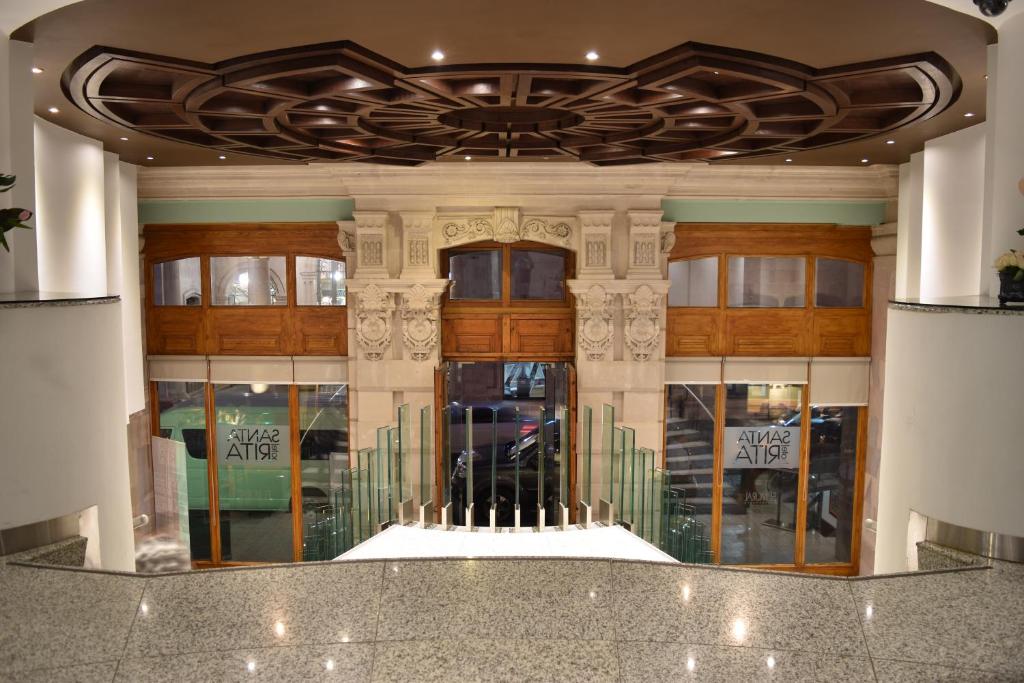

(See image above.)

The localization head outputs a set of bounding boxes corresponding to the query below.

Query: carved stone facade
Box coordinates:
[577,210,615,280]
[627,211,665,279]
[574,284,615,361]
[400,211,435,278]
[436,207,576,250]
[353,283,395,361]
[623,284,665,362]
[399,284,442,361]
[353,211,389,279]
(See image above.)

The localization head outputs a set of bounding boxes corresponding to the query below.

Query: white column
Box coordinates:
[985,13,1024,297]
[0,38,37,293]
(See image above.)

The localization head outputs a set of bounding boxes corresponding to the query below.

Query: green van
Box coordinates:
[158,384,348,513]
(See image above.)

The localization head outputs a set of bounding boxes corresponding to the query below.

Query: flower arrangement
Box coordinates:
[994,227,1024,306]
[0,174,34,252]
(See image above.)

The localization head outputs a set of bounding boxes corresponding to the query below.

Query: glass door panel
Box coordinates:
[805,406,860,563]
[720,383,803,565]
[214,383,293,563]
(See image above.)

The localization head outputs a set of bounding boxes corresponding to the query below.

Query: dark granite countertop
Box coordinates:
[890,295,1024,315]
[0,291,120,309]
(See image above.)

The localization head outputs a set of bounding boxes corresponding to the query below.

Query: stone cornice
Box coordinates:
[138,162,898,203]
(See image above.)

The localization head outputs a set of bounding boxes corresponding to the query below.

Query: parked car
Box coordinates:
[447,403,564,526]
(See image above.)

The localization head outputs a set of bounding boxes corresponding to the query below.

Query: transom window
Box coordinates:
[445,243,569,304]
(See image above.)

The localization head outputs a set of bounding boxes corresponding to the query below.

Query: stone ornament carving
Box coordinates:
[660,230,676,255]
[354,284,395,361]
[521,218,572,248]
[633,238,657,267]
[360,237,384,267]
[400,284,440,362]
[438,208,575,249]
[408,238,429,266]
[576,285,615,361]
[442,216,492,245]
[623,285,663,362]
[585,239,607,269]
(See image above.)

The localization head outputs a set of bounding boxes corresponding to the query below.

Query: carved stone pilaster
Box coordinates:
[400,211,436,278]
[573,284,615,361]
[623,283,666,362]
[353,283,395,361]
[577,210,615,279]
[353,211,389,279]
[627,210,664,279]
[399,283,442,361]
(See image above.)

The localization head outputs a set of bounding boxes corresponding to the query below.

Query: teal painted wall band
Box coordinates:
[661,199,886,226]
[139,198,355,224]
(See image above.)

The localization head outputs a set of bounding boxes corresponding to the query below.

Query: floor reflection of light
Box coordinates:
[325,659,336,671]
[589,590,596,599]
[682,584,691,602]
[341,635,350,643]
[865,604,873,619]
[246,660,256,673]
[732,618,747,641]
[767,655,776,669]
[686,657,695,672]
[274,621,285,637]
[139,601,149,615]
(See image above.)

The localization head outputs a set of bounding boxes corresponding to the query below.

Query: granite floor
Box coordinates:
[1,557,1022,682]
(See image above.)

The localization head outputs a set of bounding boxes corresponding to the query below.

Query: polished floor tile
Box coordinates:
[610,563,869,657]
[617,642,875,683]
[123,562,384,658]
[872,658,1021,682]
[116,643,373,682]
[371,638,618,683]
[374,559,613,641]
[0,661,117,683]
[851,565,1024,676]
[0,566,145,673]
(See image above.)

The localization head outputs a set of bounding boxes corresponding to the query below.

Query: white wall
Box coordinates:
[33,117,107,295]
[874,308,1024,573]
[920,124,987,298]
[0,301,136,570]
[895,154,924,299]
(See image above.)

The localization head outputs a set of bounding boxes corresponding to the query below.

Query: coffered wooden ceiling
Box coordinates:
[63,41,961,166]
[18,0,994,166]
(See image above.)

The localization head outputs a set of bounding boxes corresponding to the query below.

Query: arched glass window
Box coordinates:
[295,256,346,306]
[153,257,202,306]
[210,256,287,306]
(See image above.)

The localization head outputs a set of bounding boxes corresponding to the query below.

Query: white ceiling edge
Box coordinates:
[1,0,81,36]
[2,0,1020,36]
[924,0,1023,28]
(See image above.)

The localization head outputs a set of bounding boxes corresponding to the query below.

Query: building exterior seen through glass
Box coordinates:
[295,256,346,306]
[153,257,201,306]
[210,256,287,305]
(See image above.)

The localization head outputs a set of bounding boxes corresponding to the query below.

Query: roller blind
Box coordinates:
[665,357,722,384]
[147,356,208,382]
[208,356,293,384]
[723,357,809,384]
[293,357,348,384]
[809,358,869,405]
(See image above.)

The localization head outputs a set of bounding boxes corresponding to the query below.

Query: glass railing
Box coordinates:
[301,401,712,564]
[596,403,712,564]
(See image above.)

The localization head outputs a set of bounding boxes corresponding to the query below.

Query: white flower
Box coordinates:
[995,251,1017,270]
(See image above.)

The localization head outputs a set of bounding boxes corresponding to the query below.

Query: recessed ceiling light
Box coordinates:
[431,50,445,61]
[218,155,227,160]
[47,106,59,114]
[585,51,599,61]
[146,155,155,160]
[984,74,989,80]
[713,71,720,75]
[861,158,869,163]
[32,67,44,74]
[784,158,792,163]
[119,136,128,141]
[964,112,975,117]
[464,155,472,160]
[885,139,895,144]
